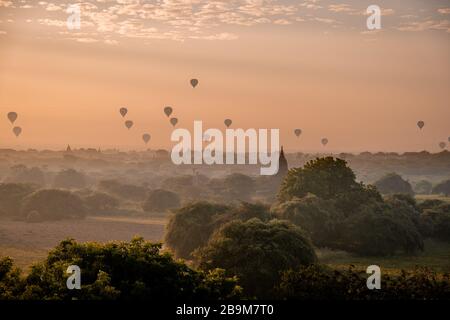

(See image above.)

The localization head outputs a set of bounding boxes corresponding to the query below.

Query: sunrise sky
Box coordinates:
[0,0,449,152]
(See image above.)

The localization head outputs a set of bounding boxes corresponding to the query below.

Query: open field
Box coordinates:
[0,216,167,272]
[415,195,450,203]
[318,239,450,273]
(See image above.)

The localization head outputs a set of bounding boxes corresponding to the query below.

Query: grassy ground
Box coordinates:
[0,216,167,273]
[318,239,450,274]
[415,194,450,203]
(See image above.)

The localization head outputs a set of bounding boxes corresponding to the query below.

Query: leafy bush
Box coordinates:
[222,173,255,201]
[5,165,46,186]
[195,218,317,298]
[432,179,450,196]
[272,195,339,247]
[21,238,241,300]
[21,189,86,221]
[165,202,231,259]
[339,201,424,256]
[374,173,414,195]
[414,180,432,195]
[0,257,25,300]
[278,157,358,201]
[53,169,86,189]
[98,180,148,201]
[165,201,272,259]
[142,189,180,213]
[83,192,120,214]
[0,183,37,217]
[275,158,424,256]
[276,265,450,300]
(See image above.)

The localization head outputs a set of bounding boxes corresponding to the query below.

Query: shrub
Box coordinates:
[98,180,148,201]
[222,173,255,201]
[339,201,424,256]
[165,201,273,260]
[0,257,25,300]
[432,179,450,196]
[278,157,358,201]
[195,218,317,298]
[21,238,241,300]
[5,165,45,186]
[414,180,432,195]
[374,173,414,195]
[142,189,180,213]
[21,189,86,221]
[277,265,450,300]
[165,202,231,259]
[272,195,339,247]
[0,183,37,217]
[83,192,120,214]
[53,169,86,189]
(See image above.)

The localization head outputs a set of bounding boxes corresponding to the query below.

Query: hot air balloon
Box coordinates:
[164,106,173,117]
[439,142,446,149]
[190,79,199,88]
[142,133,151,144]
[417,121,425,130]
[125,120,133,129]
[294,129,302,137]
[119,107,128,118]
[224,119,232,128]
[7,112,18,124]
[321,138,328,146]
[170,118,178,127]
[13,126,22,137]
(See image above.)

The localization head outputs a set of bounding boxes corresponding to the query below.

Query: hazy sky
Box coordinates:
[0,0,449,152]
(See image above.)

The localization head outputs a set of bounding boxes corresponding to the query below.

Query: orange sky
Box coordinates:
[0,1,449,152]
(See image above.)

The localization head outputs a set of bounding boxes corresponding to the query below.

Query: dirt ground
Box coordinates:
[0,216,166,272]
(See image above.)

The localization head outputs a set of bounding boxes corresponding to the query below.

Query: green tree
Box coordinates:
[374,173,414,195]
[195,218,317,298]
[142,189,180,213]
[53,169,86,189]
[272,195,339,247]
[83,191,120,214]
[276,265,450,300]
[21,238,241,300]
[0,183,37,217]
[278,157,359,201]
[414,180,432,195]
[432,179,450,196]
[165,202,231,259]
[21,189,86,221]
[0,257,25,300]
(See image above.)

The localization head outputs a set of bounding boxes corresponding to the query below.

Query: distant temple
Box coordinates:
[277,146,288,178]
[66,144,72,152]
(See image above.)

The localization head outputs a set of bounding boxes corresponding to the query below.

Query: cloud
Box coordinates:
[328,4,355,13]
[397,19,450,33]
[0,0,13,8]
[438,8,450,15]
[45,3,62,11]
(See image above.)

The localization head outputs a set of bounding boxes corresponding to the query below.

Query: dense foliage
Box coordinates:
[0,238,241,300]
[0,183,37,217]
[195,218,317,298]
[276,265,450,300]
[53,169,87,189]
[21,189,86,221]
[432,179,450,196]
[374,173,414,195]
[274,158,425,256]
[165,201,271,259]
[142,189,180,213]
